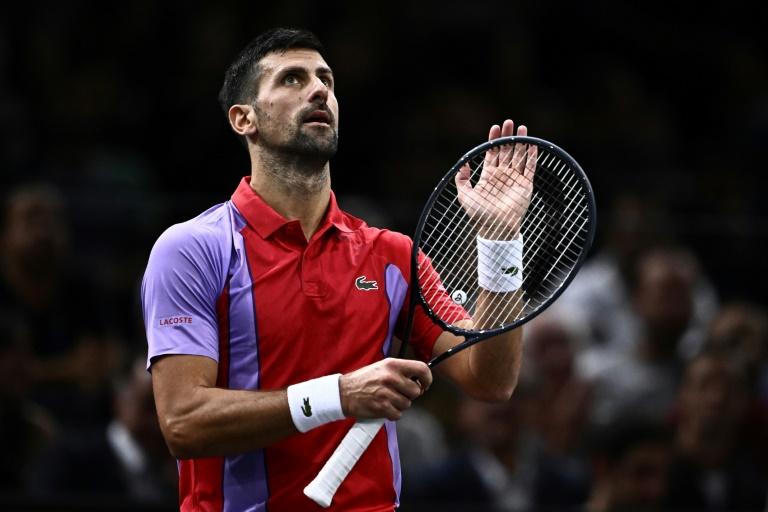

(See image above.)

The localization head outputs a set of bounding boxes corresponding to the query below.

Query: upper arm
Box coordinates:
[141,223,227,369]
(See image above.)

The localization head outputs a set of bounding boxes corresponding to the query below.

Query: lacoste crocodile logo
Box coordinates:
[502,266,519,276]
[301,397,312,417]
[355,276,378,291]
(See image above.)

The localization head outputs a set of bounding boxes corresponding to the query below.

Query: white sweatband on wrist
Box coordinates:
[477,235,524,292]
[286,374,345,433]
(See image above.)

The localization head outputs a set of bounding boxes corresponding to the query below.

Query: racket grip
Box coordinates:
[304,418,386,507]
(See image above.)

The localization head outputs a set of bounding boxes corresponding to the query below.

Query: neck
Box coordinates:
[249,146,331,240]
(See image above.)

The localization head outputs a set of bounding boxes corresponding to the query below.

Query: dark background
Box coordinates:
[1,1,767,510]
[3,0,767,310]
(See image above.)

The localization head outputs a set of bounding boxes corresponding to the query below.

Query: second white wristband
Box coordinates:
[477,235,524,292]
[286,374,345,433]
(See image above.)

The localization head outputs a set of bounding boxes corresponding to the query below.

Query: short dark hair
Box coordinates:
[218,27,324,115]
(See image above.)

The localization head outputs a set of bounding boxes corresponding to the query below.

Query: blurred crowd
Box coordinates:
[398,193,768,511]
[1,1,767,511]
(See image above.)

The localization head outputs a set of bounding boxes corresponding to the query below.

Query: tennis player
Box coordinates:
[142,27,529,511]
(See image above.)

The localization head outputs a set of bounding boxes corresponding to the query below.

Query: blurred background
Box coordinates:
[1,0,767,510]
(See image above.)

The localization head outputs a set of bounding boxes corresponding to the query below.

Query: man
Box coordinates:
[142,27,529,511]
[30,357,177,506]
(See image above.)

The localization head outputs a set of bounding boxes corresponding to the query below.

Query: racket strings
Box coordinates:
[418,149,557,305]
[418,141,591,330]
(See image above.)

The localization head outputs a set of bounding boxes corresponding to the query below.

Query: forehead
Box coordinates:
[258,48,331,76]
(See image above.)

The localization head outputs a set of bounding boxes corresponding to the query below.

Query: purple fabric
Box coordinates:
[382,264,408,357]
[384,420,402,506]
[222,207,269,511]
[141,203,233,369]
[142,203,270,509]
[382,264,408,505]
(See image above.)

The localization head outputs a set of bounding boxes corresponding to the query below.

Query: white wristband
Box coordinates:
[287,374,345,433]
[477,235,524,292]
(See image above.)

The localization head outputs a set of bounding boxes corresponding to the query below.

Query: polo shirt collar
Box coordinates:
[231,176,357,239]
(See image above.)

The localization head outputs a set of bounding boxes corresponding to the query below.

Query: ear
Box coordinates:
[227,104,258,139]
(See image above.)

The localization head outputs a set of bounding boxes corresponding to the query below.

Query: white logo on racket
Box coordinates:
[451,290,468,305]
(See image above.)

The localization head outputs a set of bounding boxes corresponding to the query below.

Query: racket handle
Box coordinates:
[304,418,386,508]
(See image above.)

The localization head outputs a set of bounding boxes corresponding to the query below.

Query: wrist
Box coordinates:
[286,374,345,433]
[476,235,524,292]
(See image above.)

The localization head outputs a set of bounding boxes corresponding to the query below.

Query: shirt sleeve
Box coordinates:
[396,251,471,362]
[141,222,227,370]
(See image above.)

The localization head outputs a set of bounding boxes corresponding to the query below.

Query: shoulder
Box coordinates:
[354,224,413,253]
[151,202,234,257]
[143,202,235,293]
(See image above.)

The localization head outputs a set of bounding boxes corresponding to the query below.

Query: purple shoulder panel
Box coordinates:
[141,202,234,369]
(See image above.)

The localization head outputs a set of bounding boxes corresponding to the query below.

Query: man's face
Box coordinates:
[613,442,670,509]
[251,49,339,161]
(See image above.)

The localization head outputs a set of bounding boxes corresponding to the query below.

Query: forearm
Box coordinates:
[162,386,295,459]
[466,328,522,401]
[454,289,524,401]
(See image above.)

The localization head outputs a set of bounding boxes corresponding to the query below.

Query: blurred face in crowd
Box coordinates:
[708,304,768,374]
[679,355,746,435]
[457,390,533,453]
[526,319,575,385]
[250,49,339,163]
[633,250,696,345]
[1,188,69,273]
[611,441,670,510]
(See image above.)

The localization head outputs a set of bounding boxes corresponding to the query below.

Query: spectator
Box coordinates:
[0,183,121,428]
[403,382,539,511]
[581,246,699,427]
[525,313,591,455]
[667,351,768,511]
[586,420,673,512]
[558,193,717,358]
[705,302,768,402]
[28,357,177,507]
[0,313,53,493]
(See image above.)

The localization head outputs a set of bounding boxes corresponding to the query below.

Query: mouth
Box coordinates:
[302,109,332,126]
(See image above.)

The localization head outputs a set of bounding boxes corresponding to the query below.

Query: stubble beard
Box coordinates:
[254,108,339,195]
[256,107,338,173]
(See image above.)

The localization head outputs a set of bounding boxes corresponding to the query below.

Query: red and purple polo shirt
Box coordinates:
[141,177,464,511]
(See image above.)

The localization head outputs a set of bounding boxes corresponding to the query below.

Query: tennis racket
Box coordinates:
[304,135,596,507]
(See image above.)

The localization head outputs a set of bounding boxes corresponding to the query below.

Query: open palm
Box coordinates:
[455,120,537,240]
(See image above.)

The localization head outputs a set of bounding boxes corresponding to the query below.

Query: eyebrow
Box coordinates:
[276,65,334,78]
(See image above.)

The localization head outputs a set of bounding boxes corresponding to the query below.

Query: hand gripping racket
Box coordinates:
[304,135,596,507]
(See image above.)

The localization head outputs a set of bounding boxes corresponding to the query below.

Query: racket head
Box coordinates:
[411,135,597,347]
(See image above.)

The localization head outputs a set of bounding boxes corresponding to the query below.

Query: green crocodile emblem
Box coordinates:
[355,275,378,291]
[301,397,312,417]
[502,266,519,276]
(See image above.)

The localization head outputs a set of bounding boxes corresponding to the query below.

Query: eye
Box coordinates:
[282,74,300,85]
[320,76,333,87]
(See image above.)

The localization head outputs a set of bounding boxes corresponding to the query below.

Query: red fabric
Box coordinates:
[178,285,231,512]
[230,178,443,511]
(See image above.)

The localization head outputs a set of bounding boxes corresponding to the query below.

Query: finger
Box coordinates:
[516,124,528,137]
[512,143,527,176]
[391,376,424,401]
[406,361,433,390]
[455,163,472,191]
[485,125,500,170]
[525,143,538,179]
[488,124,501,141]
[499,120,515,169]
[389,358,433,390]
[500,119,514,137]
[389,393,411,411]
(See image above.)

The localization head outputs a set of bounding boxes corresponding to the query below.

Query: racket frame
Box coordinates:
[401,135,597,367]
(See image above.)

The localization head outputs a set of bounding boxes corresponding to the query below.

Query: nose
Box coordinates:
[308,75,329,104]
